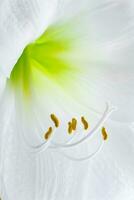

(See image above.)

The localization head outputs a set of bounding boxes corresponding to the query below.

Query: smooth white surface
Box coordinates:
[0,0,134,200]
[0,0,58,77]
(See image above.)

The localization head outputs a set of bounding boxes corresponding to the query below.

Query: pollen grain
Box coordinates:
[50,114,60,127]
[81,116,89,130]
[68,122,73,134]
[44,127,53,140]
[71,118,77,131]
[101,127,108,141]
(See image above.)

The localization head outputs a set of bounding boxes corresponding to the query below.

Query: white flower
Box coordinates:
[0,0,134,200]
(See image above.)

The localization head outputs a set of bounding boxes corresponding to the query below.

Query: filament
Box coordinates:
[19,126,56,154]
[53,141,104,162]
[50,103,115,149]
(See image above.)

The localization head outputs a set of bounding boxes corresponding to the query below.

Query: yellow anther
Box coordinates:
[68,122,73,134]
[50,114,60,128]
[71,118,77,131]
[101,127,108,141]
[81,116,89,130]
[44,127,53,140]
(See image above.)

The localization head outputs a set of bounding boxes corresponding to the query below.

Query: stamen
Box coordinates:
[44,127,53,140]
[71,118,77,131]
[19,127,54,153]
[50,114,60,127]
[101,127,108,141]
[20,102,115,154]
[50,103,115,149]
[68,122,73,134]
[18,113,55,153]
[81,116,89,130]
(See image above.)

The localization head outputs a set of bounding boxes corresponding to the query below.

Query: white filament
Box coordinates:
[18,126,56,154]
[53,141,104,162]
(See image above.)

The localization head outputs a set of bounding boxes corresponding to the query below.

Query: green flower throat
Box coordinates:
[9,22,80,96]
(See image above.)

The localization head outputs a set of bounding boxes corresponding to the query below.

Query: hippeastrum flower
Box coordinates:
[0,0,134,199]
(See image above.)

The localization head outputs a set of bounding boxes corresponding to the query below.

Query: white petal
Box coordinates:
[51,0,134,122]
[0,90,37,200]
[0,0,58,77]
[2,120,134,200]
[1,1,134,200]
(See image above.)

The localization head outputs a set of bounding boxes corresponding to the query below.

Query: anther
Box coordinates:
[44,127,53,140]
[71,118,77,131]
[101,127,108,140]
[50,114,60,127]
[68,122,73,134]
[81,116,89,130]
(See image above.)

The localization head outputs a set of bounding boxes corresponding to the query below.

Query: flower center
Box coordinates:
[8,22,80,99]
